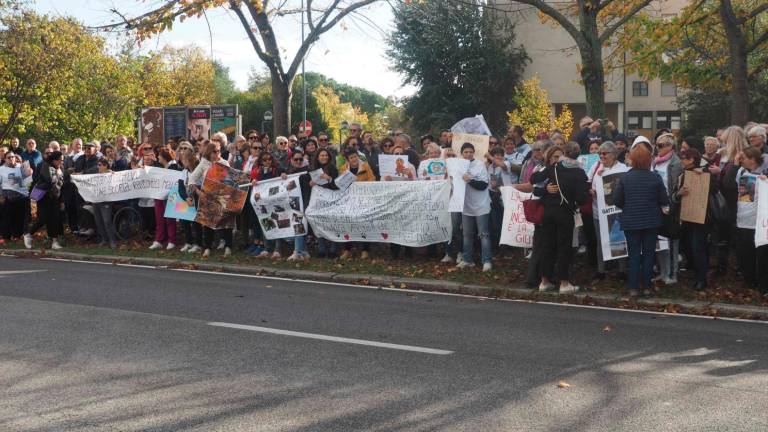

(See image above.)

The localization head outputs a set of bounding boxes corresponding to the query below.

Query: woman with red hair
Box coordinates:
[614,146,670,297]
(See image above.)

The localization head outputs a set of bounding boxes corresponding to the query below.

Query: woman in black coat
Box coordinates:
[530,141,589,294]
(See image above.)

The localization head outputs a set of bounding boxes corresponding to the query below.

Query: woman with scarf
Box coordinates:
[187,141,233,258]
[530,141,589,293]
[285,149,312,261]
[653,133,683,285]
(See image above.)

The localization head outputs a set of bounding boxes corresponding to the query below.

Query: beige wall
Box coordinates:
[492,0,690,133]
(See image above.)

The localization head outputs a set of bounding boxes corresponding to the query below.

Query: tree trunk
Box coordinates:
[719,0,749,125]
[271,74,294,137]
[578,10,606,120]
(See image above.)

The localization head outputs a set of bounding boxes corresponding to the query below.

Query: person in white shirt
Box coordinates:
[456,142,493,272]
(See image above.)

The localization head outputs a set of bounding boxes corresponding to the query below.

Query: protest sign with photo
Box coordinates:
[206,162,251,187]
[378,154,412,179]
[309,168,329,185]
[164,183,197,221]
[577,154,599,180]
[755,179,768,247]
[306,180,451,247]
[72,167,185,203]
[187,106,211,142]
[680,171,710,224]
[140,107,163,146]
[499,187,534,248]
[194,163,250,229]
[451,132,489,161]
[163,106,187,142]
[446,158,470,212]
[250,174,307,240]
[335,171,356,191]
[595,171,668,260]
[418,158,447,179]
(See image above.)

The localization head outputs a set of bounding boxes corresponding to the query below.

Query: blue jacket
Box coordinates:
[614,168,669,231]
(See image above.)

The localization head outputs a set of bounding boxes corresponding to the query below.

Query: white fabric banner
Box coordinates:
[71,166,186,203]
[306,180,452,247]
[250,174,307,240]
[499,187,534,248]
[446,158,470,212]
[755,178,768,247]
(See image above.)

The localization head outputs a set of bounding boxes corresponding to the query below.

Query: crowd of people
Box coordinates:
[1,117,767,298]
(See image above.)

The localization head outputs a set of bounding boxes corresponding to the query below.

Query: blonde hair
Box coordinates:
[721,126,748,163]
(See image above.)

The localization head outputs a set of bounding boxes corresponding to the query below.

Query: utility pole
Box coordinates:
[301,0,307,129]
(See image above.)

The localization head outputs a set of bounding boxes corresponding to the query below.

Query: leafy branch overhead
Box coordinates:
[101,0,381,136]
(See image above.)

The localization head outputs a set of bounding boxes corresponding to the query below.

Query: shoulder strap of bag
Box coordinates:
[554,164,570,206]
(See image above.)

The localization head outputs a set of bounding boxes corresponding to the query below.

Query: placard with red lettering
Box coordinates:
[499,186,534,248]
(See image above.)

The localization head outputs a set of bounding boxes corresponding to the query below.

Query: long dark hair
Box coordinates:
[311,148,338,177]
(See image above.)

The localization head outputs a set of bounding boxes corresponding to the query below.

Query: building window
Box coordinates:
[656,111,681,130]
[632,81,649,97]
[628,111,653,130]
[661,82,677,97]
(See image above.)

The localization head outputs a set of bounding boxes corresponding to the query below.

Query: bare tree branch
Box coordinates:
[228,1,273,68]
[747,30,768,54]
[741,3,768,23]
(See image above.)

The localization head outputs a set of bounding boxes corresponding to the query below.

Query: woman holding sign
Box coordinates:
[309,149,339,258]
[734,147,768,294]
[251,152,286,259]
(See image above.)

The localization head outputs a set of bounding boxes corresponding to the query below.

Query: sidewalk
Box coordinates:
[4,247,767,321]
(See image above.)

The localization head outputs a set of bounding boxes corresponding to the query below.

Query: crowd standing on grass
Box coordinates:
[2,118,768,298]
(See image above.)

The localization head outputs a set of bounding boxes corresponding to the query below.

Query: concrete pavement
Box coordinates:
[0,256,767,431]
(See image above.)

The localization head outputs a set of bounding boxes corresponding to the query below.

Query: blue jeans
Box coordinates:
[625,228,658,290]
[462,213,492,264]
[293,235,309,257]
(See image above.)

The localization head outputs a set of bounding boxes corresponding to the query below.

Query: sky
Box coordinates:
[32,0,416,98]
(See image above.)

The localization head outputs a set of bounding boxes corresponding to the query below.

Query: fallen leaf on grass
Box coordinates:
[400,282,407,289]
[557,381,571,389]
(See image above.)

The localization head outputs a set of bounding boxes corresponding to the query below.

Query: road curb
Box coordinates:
[5,249,767,321]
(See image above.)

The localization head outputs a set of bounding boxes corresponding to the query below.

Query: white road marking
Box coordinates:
[207,321,454,355]
[0,270,47,276]
[42,258,157,269]
[24,257,768,325]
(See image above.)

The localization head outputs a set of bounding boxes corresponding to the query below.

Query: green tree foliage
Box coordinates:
[387,0,528,134]
[213,60,238,104]
[677,78,768,136]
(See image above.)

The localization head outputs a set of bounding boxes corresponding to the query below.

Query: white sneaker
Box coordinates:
[456,255,465,265]
[202,248,211,258]
[223,247,231,257]
[23,234,32,250]
[271,251,282,259]
[287,253,300,261]
[51,239,63,250]
[482,262,492,272]
[166,243,176,250]
[577,245,586,254]
[148,241,163,250]
[525,250,532,259]
[440,254,454,263]
[80,228,95,237]
[188,245,201,253]
[663,277,677,285]
[256,251,269,258]
[180,244,191,252]
[559,283,579,294]
[217,239,226,250]
[538,282,555,292]
[456,260,474,269]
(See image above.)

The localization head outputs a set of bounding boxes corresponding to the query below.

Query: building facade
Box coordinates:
[492,0,688,138]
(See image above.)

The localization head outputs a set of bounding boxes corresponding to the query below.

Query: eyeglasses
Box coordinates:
[251,146,261,150]
[212,149,221,154]
[489,141,498,145]
[248,136,258,140]
[292,157,303,162]
[382,143,393,148]
[318,138,328,142]
[599,151,611,156]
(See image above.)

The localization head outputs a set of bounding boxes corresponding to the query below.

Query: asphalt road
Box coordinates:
[0,256,766,432]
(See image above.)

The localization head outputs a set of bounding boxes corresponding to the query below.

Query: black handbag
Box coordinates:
[706,191,728,224]
[659,203,681,239]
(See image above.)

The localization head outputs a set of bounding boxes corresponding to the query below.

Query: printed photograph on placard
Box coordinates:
[202,178,247,213]
[606,213,628,258]
[187,106,212,142]
[602,173,622,207]
[141,108,164,146]
[739,174,757,202]
[205,162,251,187]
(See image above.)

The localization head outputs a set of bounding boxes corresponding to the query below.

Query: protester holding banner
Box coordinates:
[309,148,339,258]
[487,147,512,249]
[251,151,286,258]
[339,147,376,259]
[91,158,118,248]
[653,133,683,285]
[24,151,65,250]
[734,146,768,292]
[614,146,670,297]
[188,142,234,258]
[530,142,589,293]
[285,150,312,261]
[0,152,32,242]
[149,149,181,251]
[178,150,203,254]
[590,141,628,282]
